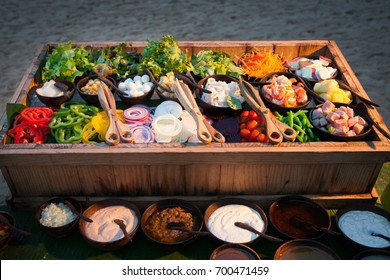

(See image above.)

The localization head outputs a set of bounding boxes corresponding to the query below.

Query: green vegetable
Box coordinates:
[190,50,244,78]
[138,34,190,79]
[42,42,93,82]
[277,110,320,143]
[226,96,242,110]
[92,43,140,79]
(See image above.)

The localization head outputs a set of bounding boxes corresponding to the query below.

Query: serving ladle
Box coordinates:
[370,232,390,243]
[167,222,210,237]
[290,215,341,236]
[234,221,284,243]
[63,200,93,223]
[114,219,133,242]
[0,214,32,236]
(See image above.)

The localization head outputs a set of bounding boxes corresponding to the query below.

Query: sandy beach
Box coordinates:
[0,0,389,204]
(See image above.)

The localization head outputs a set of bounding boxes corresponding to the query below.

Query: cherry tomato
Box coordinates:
[246,120,258,131]
[257,133,269,143]
[249,129,260,142]
[240,129,251,139]
[248,111,258,121]
[240,111,249,117]
[239,123,247,130]
[240,116,248,124]
[255,115,265,125]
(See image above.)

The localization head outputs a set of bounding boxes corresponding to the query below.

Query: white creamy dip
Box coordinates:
[84,206,138,242]
[207,204,265,243]
[338,210,390,248]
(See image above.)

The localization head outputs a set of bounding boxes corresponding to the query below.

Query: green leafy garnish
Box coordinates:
[190,50,244,79]
[42,42,93,82]
[138,34,190,79]
[226,96,242,110]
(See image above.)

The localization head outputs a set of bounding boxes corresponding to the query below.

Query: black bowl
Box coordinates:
[196,75,243,116]
[79,199,141,251]
[77,76,116,106]
[259,72,312,114]
[336,203,390,251]
[36,197,82,238]
[210,243,261,260]
[309,103,373,141]
[156,72,197,102]
[274,239,340,260]
[204,198,268,245]
[268,195,330,240]
[116,73,155,106]
[0,212,15,250]
[353,249,390,260]
[34,80,75,107]
[141,199,204,250]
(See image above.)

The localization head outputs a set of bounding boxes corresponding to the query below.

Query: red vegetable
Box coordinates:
[8,107,54,144]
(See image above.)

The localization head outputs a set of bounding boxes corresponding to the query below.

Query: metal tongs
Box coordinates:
[239,77,297,144]
[172,78,225,144]
[97,82,134,145]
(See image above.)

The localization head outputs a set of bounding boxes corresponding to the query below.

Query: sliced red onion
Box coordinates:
[129,126,155,143]
[123,106,151,124]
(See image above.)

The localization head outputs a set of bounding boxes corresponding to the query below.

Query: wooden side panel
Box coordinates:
[149,165,186,195]
[114,165,151,196]
[184,164,221,195]
[77,165,116,196]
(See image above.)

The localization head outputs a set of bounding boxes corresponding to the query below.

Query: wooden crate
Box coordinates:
[0,40,389,209]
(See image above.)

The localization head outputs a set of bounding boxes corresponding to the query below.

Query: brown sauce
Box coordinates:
[144,206,194,243]
[212,247,258,260]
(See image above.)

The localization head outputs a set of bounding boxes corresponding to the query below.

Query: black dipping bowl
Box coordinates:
[141,199,204,250]
[116,73,155,106]
[0,212,15,250]
[35,80,75,107]
[204,198,268,246]
[259,72,312,114]
[274,239,340,260]
[77,76,116,106]
[196,75,243,116]
[336,203,390,251]
[36,197,82,238]
[309,103,373,142]
[210,243,261,260]
[79,199,141,251]
[268,195,330,240]
[353,249,390,260]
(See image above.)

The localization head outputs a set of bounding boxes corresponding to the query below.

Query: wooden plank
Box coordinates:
[184,164,221,195]
[114,165,151,196]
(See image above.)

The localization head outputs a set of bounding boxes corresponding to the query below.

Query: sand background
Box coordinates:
[0,0,389,204]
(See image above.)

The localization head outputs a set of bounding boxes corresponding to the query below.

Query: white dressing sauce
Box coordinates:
[84,206,138,242]
[207,204,265,243]
[338,210,390,248]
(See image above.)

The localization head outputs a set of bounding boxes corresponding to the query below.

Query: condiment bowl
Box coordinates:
[34,80,75,107]
[36,197,82,238]
[274,239,340,260]
[204,198,268,246]
[268,195,331,240]
[156,72,197,102]
[141,199,204,250]
[259,72,312,114]
[309,103,373,142]
[0,211,15,250]
[77,76,116,106]
[116,72,155,106]
[335,203,390,251]
[196,75,243,116]
[210,243,261,260]
[353,249,390,260]
[79,199,141,251]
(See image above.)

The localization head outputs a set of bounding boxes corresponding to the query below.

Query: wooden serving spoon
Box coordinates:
[290,215,341,236]
[0,214,32,236]
[370,232,390,243]
[62,200,93,223]
[167,222,210,236]
[114,219,133,242]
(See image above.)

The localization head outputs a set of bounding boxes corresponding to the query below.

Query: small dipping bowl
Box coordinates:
[268,195,330,240]
[116,72,155,106]
[274,239,340,260]
[353,249,390,260]
[36,197,82,238]
[210,243,261,260]
[141,199,204,250]
[204,198,268,246]
[79,199,141,251]
[77,76,116,106]
[0,212,15,250]
[336,203,390,251]
[34,80,75,107]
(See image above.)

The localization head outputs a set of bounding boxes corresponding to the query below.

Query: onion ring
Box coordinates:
[128,125,155,143]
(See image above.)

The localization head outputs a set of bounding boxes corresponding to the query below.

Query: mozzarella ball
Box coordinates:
[141,74,150,83]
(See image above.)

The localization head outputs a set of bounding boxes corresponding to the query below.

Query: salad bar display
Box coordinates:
[0,36,389,209]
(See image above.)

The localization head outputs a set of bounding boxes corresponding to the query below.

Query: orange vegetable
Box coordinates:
[239,51,286,79]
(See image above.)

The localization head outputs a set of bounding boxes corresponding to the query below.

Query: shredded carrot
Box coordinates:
[239,51,286,79]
